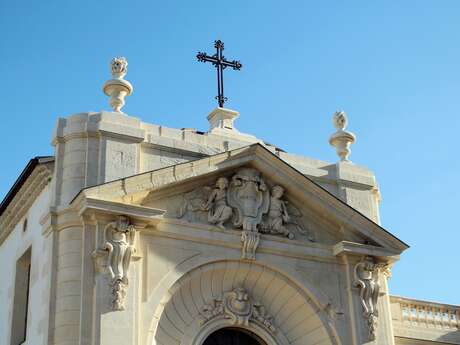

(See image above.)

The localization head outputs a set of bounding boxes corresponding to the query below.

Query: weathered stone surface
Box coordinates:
[0,63,452,345]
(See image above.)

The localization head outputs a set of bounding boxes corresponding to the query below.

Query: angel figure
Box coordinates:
[261,185,294,239]
[177,186,212,223]
[202,177,233,229]
[261,185,314,241]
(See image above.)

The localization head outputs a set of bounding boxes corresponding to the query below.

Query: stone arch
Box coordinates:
[148,260,341,345]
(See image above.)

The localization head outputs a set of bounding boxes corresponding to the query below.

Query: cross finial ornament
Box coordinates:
[197,40,242,108]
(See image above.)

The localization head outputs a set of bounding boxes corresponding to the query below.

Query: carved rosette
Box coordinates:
[92,215,137,311]
[354,256,383,341]
[200,287,276,333]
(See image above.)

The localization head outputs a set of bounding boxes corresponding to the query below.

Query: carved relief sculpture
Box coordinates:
[261,185,294,239]
[200,287,276,333]
[202,177,233,229]
[227,168,269,231]
[177,167,312,259]
[100,215,136,310]
[241,230,260,260]
[354,256,381,340]
[178,186,212,223]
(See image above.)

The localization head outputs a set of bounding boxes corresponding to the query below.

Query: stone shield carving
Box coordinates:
[200,287,276,333]
[227,168,269,231]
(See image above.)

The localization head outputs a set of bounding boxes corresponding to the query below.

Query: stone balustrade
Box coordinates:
[390,296,460,344]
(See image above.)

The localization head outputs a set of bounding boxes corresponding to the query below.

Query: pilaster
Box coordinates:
[334,242,398,345]
[71,196,164,345]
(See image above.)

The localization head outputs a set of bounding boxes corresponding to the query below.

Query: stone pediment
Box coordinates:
[143,166,318,244]
[76,144,408,255]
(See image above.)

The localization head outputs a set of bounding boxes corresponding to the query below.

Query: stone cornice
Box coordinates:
[148,217,339,263]
[71,195,338,263]
[332,241,400,261]
[73,144,408,254]
[0,162,53,244]
[72,195,165,226]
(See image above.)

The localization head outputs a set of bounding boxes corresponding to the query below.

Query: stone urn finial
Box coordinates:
[103,57,133,113]
[329,111,356,162]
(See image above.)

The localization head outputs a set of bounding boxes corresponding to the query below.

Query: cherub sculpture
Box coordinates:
[261,185,294,239]
[202,177,233,229]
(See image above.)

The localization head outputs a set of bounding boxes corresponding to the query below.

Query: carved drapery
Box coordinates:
[354,256,385,340]
[200,287,276,334]
[93,215,137,310]
[178,167,312,259]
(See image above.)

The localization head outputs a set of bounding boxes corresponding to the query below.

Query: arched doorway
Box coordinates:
[203,328,267,345]
[148,260,338,345]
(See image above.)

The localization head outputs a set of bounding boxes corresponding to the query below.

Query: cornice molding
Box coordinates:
[0,163,53,244]
[333,241,400,262]
[72,195,165,226]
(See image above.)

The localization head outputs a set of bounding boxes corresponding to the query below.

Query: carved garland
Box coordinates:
[200,287,276,334]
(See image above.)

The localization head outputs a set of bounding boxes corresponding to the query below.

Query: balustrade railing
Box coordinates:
[391,296,460,330]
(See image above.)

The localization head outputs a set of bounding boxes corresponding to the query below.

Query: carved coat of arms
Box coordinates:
[227,168,270,231]
[177,167,312,242]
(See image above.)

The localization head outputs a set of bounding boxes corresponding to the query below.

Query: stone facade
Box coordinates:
[0,62,458,345]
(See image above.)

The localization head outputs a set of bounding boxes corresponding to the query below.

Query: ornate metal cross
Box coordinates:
[197,40,242,108]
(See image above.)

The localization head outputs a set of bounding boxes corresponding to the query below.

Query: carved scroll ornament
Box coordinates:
[93,215,137,311]
[200,287,276,333]
[354,256,382,340]
[241,230,260,260]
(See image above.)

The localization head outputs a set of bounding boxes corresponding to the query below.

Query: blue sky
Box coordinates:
[1,1,459,304]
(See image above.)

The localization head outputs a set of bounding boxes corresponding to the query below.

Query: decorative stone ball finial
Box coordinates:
[329,111,356,162]
[103,56,133,113]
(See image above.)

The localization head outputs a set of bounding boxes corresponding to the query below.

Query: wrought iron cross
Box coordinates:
[197,40,242,108]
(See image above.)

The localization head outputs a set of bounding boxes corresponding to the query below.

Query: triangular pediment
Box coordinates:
[76,144,408,255]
